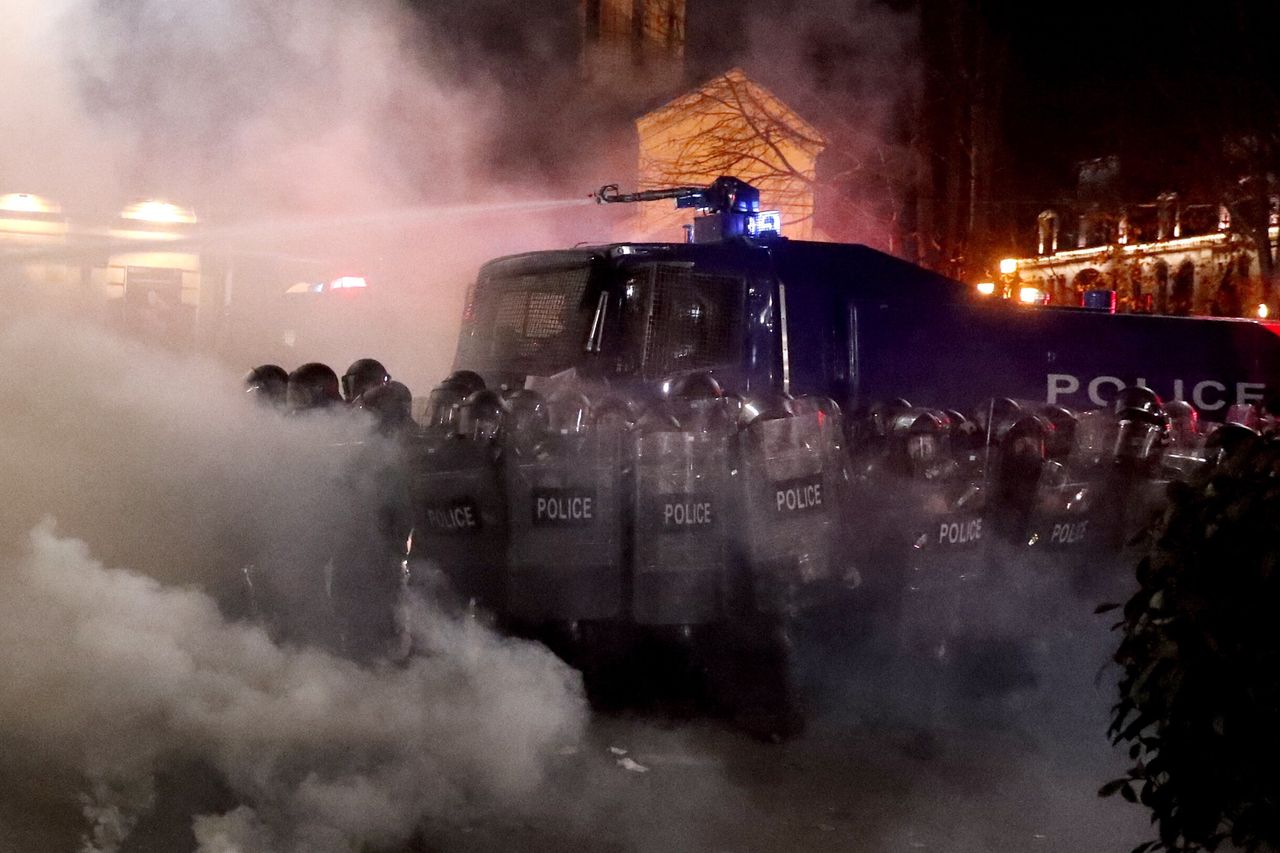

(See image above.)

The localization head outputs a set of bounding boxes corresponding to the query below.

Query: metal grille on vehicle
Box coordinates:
[482,268,592,370]
[643,266,743,379]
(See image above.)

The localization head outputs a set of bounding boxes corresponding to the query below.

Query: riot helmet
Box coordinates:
[244,364,288,408]
[458,389,508,441]
[1114,385,1163,419]
[423,383,465,431]
[791,395,842,420]
[886,409,948,477]
[1203,421,1259,466]
[944,409,980,454]
[592,395,637,432]
[738,392,794,430]
[341,358,389,402]
[636,401,682,434]
[286,362,342,412]
[669,371,724,401]
[1002,415,1049,463]
[1040,404,1078,461]
[1165,400,1200,447]
[994,415,1049,501]
[1225,403,1260,430]
[1115,395,1168,464]
[505,389,550,437]
[670,372,732,433]
[443,369,486,398]
[904,411,949,474]
[548,391,592,435]
[974,397,1023,444]
[356,380,414,436]
[867,398,913,439]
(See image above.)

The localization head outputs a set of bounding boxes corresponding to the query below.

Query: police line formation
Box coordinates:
[242,359,1271,722]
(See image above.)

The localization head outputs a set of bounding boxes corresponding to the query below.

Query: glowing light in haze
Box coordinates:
[0,193,60,214]
[120,200,198,224]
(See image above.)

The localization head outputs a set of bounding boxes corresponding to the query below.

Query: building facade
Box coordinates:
[997,196,1274,317]
[632,68,825,241]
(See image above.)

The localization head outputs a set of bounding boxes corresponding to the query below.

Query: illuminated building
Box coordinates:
[989,194,1276,317]
[633,68,824,240]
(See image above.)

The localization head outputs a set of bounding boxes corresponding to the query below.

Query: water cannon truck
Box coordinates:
[407,177,1280,732]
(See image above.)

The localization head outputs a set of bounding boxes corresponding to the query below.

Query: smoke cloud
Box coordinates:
[0,0,607,394]
[0,310,586,851]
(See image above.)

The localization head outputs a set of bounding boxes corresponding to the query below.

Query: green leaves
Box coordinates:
[1105,436,1280,852]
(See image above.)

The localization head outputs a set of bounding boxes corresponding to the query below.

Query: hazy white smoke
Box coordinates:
[0,525,584,853]
[1,0,496,211]
[0,311,586,851]
[0,0,599,392]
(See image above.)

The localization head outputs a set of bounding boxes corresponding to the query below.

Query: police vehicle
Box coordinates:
[454,177,1280,416]
[408,177,1280,730]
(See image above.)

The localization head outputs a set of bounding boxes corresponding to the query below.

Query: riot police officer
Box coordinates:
[1165,400,1200,449]
[1203,421,1259,469]
[443,369,486,398]
[341,358,390,403]
[460,389,509,441]
[328,435,413,663]
[991,414,1050,542]
[244,364,288,408]
[406,388,511,617]
[286,362,342,413]
[669,371,733,434]
[422,381,467,436]
[355,380,415,437]
[1101,387,1170,552]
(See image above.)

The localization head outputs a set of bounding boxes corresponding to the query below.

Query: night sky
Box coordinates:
[405,0,1280,254]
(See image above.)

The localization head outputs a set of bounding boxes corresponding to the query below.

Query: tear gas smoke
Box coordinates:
[0,0,611,394]
[0,312,586,852]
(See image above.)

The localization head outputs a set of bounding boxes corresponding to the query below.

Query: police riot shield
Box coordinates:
[632,429,731,626]
[406,435,508,612]
[328,437,411,661]
[738,411,835,613]
[892,476,989,655]
[1023,468,1103,555]
[505,426,626,623]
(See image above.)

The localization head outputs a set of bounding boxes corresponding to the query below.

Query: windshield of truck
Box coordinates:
[615,263,745,380]
[454,262,595,377]
[457,257,745,382]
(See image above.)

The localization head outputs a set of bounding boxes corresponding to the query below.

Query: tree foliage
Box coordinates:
[1105,435,1280,852]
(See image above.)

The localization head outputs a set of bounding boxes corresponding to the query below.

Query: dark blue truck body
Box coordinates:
[455,238,1280,414]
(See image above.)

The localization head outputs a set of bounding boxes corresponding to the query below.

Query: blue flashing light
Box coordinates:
[748,210,782,237]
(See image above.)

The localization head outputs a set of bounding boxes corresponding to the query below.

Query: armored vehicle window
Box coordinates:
[641,265,744,379]
[459,265,594,375]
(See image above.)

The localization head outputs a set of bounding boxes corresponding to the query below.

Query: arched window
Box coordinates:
[1129,267,1145,312]
[1172,260,1195,315]
[1153,260,1170,314]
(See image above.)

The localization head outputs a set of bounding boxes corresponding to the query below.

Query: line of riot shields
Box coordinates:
[240,358,1270,732]
[404,372,855,729]
[842,389,1267,680]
